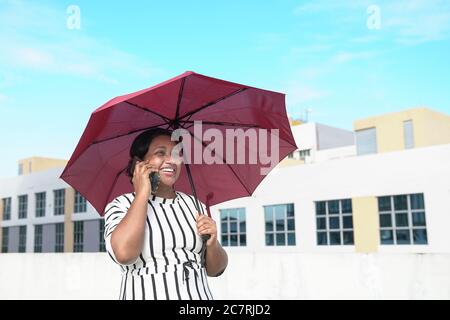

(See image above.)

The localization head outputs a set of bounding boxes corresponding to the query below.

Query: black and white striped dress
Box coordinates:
[103,191,214,300]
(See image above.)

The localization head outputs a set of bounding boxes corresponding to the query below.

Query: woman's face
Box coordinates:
[143,135,182,188]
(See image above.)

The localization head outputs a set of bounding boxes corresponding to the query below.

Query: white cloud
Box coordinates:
[283,80,329,109]
[332,51,380,64]
[288,44,333,55]
[293,0,450,45]
[13,47,54,69]
[350,35,382,43]
[293,0,371,15]
[384,0,450,44]
[0,0,164,83]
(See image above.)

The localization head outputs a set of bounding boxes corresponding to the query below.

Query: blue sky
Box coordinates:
[1,0,449,178]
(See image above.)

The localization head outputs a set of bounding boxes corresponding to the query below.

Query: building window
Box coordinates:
[264,203,296,246]
[378,193,427,245]
[287,152,295,159]
[299,149,311,159]
[356,127,377,155]
[35,192,46,217]
[315,199,354,246]
[19,226,27,253]
[220,208,246,247]
[18,195,28,219]
[55,223,65,253]
[74,191,87,213]
[99,220,106,252]
[54,189,65,216]
[74,221,84,252]
[403,120,415,149]
[34,225,43,253]
[18,163,23,175]
[2,197,11,221]
[1,227,9,253]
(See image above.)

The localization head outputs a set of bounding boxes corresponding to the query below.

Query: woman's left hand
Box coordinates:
[196,213,218,247]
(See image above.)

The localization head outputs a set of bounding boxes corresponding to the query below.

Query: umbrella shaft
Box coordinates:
[184,162,203,214]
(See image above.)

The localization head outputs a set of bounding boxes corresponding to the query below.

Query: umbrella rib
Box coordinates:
[91,123,169,145]
[186,131,252,196]
[179,120,261,129]
[179,88,248,121]
[124,101,171,123]
[174,77,186,125]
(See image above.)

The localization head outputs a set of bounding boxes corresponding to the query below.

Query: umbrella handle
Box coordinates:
[184,162,211,243]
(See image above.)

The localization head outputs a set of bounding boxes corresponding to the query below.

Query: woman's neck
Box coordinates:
[153,184,176,199]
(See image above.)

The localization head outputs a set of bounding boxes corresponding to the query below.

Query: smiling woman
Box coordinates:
[103,128,228,300]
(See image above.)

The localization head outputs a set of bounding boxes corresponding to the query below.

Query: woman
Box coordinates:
[103,128,228,300]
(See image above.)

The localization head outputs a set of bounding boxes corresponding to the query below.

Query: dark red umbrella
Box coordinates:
[60,71,297,216]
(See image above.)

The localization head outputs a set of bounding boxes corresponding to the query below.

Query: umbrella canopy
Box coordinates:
[60,71,297,216]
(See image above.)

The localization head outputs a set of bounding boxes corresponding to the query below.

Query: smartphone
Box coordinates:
[131,156,161,193]
[150,171,161,194]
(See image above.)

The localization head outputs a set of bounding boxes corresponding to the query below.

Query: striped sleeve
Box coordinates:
[103,194,135,266]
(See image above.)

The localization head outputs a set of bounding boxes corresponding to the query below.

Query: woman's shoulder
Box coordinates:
[108,192,135,208]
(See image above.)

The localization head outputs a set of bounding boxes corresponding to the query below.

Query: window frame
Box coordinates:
[315,199,354,246]
[55,223,65,252]
[220,208,247,247]
[34,225,43,253]
[264,203,296,247]
[73,221,84,252]
[54,189,65,216]
[35,192,46,218]
[74,191,87,213]
[378,193,427,245]
[2,197,12,221]
[18,195,28,219]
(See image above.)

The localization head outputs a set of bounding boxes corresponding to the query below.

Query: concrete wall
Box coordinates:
[84,220,100,253]
[315,145,356,162]
[0,252,448,299]
[290,123,317,152]
[8,226,20,253]
[65,188,75,253]
[353,197,379,253]
[42,224,55,253]
[316,123,355,150]
[421,108,450,147]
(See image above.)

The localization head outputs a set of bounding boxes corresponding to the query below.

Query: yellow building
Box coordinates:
[18,157,68,176]
[354,107,450,154]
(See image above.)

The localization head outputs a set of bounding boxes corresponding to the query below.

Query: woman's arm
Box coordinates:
[111,160,155,265]
[204,239,228,277]
[197,213,228,276]
[110,193,148,265]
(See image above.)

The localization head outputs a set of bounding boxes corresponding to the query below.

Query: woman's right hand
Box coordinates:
[132,160,158,198]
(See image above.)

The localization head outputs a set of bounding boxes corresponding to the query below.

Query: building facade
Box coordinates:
[0,158,105,254]
[1,108,449,256]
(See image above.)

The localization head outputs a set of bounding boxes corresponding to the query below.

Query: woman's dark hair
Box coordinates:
[125,128,173,180]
